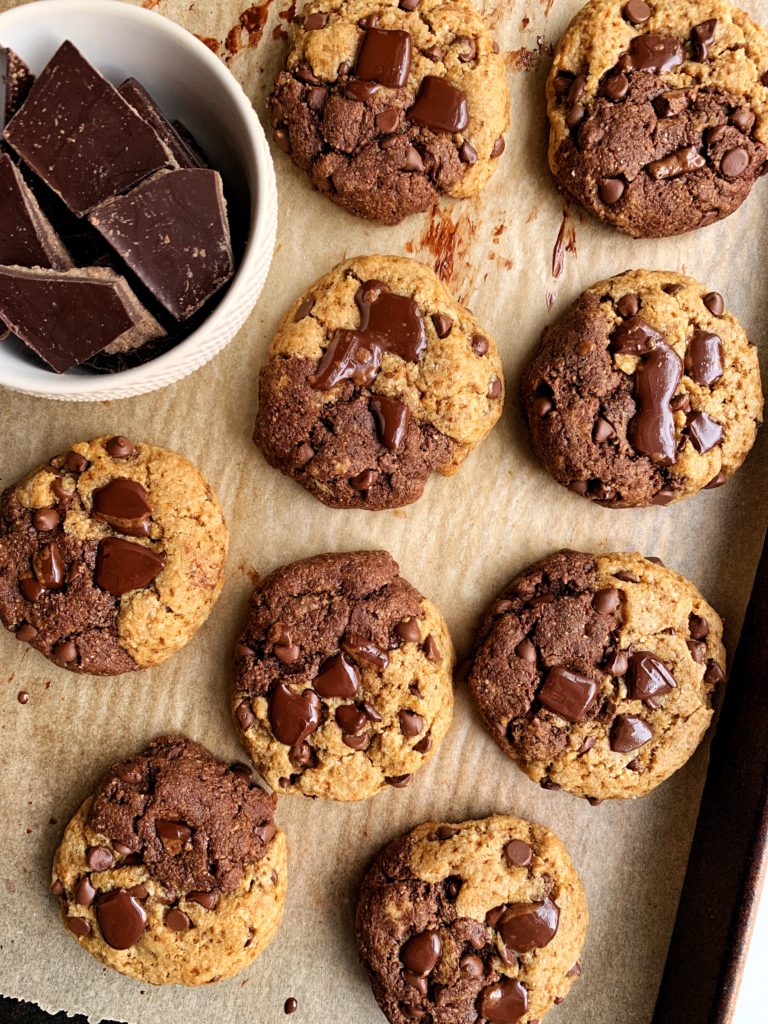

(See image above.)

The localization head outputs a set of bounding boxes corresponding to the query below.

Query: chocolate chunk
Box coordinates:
[66,916,91,937]
[610,315,663,355]
[89,169,234,321]
[336,704,369,736]
[400,929,442,976]
[610,714,653,753]
[628,343,683,464]
[625,34,684,73]
[94,537,165,597]
[5,42,171,217]
[691,20,717,62]
[1,46,34,131]
[685,330,723,388]
[86,846,114,871]
[478,978,528,1023]
[165,908,192,931]
[117,78,204,169]
[627,651,676,700]
[32,541,65,590]
[356,280,427,361]
[408,76,468,133]
[431,312,453,338]
[310,330,383,390]
[156,818,192,853]
[0,265,164,373]
[653,90,689,118]
[95,889,148,949]
[703,292,725,317]
[399,709,424,737]
[686,411,724,454]
[370,394,410,451]
[538,666,597,722]
[269,681,322,745]
[92,478,152,537]
[396,617,421,642]
[355,28,412,88]
[705,660,726,684]
[495,896,560,953]
[0,153,72,270]
[622,0,651,25]
[314,652,361,697]
[648,147,706,181]
[343,633,389,669]
[503,839,532,867]
[689,614,709,640]
[33,508,60,532]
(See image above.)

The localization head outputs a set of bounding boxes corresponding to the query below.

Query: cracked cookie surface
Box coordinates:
[521,270,763,508]
[232,550,454,800]
[547,0,768,237]
[268,0,509,224]
[254,255,504,510]
[356,814,587,1024]
[0,435,228,674]
[51,736,286,986]
[468,550,726,801]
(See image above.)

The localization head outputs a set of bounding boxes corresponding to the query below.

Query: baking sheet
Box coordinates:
[1,0,767,1022]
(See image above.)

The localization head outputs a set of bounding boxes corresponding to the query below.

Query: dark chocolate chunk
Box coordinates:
[0,153,72,270]
[1,45,34,131]
[94,537,165,596]
[355,28,412,88]
[685,330,723,388]
[628,343,683,464]
[538,666,597,722]
[118,78,205,169]
[408,76,469,133]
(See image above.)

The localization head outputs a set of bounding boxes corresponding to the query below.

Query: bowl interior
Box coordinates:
[0,0,263,397]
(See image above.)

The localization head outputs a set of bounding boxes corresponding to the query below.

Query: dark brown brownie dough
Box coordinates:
[87,736,277,897]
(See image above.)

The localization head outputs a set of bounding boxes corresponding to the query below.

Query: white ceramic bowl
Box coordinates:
[0,0,277,401]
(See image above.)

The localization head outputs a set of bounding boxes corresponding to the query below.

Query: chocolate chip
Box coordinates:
[275,643,301,665]
[128,884,148,899]
[478,978,529,1023]
[399,709,424,737]
[66,916,91,937]
[617,294,640,319]
[188,890,218,910]
[51,878,64,896]
[686,411,724,454]
[459,141,477,164]
[385,773,412,787]
[376,107,399,133]
[413,735,431,754]
[460,953,484,978]
[404,145,424,172]
[302,11,327,29]
[96,889,148,949]
[515,638,537,663]
[314,652,361,698]
[705,471,727,489]
[307,85,328,111]
[284,999,299,1015]
[64,451,89,473]
[343,633,389,669]
[156,819,192,854]
[705,660,726,684]
[55,640,77,664]
[604,649,629,676]
[431,312,453,338]
[603,73,629,101]
[689,614,709,640]
[592,588,620,614]
[105,436,135,459]
[16,622,38,642]
[75,876,96,906]
[294,296,315,321]
[610,714,653,753]
[350,468,378,493]
[112,841,133,856]
[593,417,615,443]
[623,0,651,24]
[553,72,575,98]
[166,908,192,931]
[236,700,256,730]
[533,395,553,417]
[86,846,113,871]
[578,735,596,754]
[487,377,502,399]
[456,36,477,63]
[721,147,749,178]
[566,102,586,128]
[400,929,442,976]
[653,90,688,118]
[423,635,442,662]
[395,617,421,644]
[274,128,290,153]
[504,839,532,867]
[33,508,59,531]
[703,292,725,317]
[491,136,505,158]
[471,334,489,356]
[706,124,728,145]
[599,178,625,204]
[731,108,753,133]
[691,19,717,61]
[687,640,706,664]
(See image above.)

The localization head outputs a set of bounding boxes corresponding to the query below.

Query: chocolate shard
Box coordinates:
[1,46,34,131]
[118,78,205,170]
[0,152,73,270]
[0,265,164,372]
[171,120,209,168]
[4,41,173,217]
[88,168,234,321]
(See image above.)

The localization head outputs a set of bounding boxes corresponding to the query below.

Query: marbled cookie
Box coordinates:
[356,814,587,1024]
[268,0,509,223]
[468,550,726,801]
[51,736,286,985]
[233,550,454,800]
[0,436,228,674]
[548,0,768,237]
[521,271,762,507]
[254,255,504,510]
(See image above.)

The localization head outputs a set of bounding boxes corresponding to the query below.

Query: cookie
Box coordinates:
[0,435,228,674]
[254,255,504,510]
[521,271,763,507]
[267,0,509,224]
[51,736,286,986]
[356,814,587,1024]
[547,0,768,237]
[468,550,726,801]
[232,550,454,800]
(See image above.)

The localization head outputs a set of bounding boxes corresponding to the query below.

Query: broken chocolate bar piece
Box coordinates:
[4,41,173,216]
[171,119,209,168]
[0,46,34,131]
[88,168,234,321]
[118,78,204,170]
[0,265,164,372]
[0,152,72,269]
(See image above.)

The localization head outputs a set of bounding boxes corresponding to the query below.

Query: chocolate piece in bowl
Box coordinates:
[0,152,72,269]
[4,40,173,217]
[117,78,205,170]
[0,265,164,372]
[0,45,34,131]
[89,168,234,321]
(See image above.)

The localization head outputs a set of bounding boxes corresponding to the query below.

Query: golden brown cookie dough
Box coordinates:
[521,270,763,507]
[356,814,587,1024]
[548,0,768,237]
[232,550,455,800]
[468,550,726,801]
[51,737,287,986]
[268,0,509,223]
[254,255,504,510]
[0,435,228,674]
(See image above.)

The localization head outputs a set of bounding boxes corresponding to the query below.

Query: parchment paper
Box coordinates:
[1,0,766,1022]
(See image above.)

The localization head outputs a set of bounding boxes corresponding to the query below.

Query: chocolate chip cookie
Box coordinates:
[0,436,228,674]
[521,271,762,507]
[254,255,504,510]
[232,550,454,800]
[51,736,286,985]
[468,550,726,801]
[356,814,587,1024]
[268,0,509,224]
[548,0,768,237]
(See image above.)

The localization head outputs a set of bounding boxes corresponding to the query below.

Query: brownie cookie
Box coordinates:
[232,550,454,800]
[468,550,726,801]
[356,814,587,1024]
[0,436,228,674]
[547,0,768,237]
[521,271,763,507]
[254,255,504,510]
[268,0,509,224]
[51,736,287,985]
